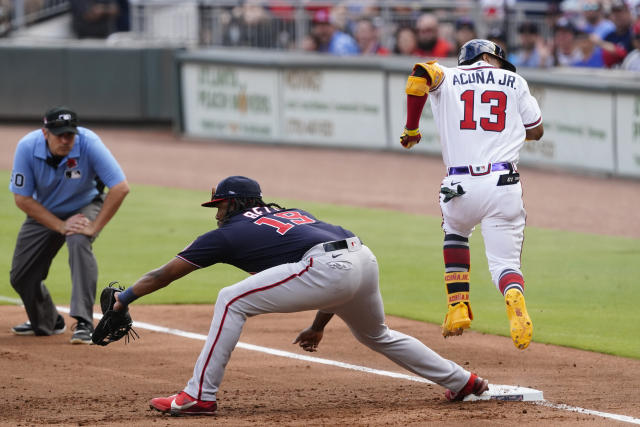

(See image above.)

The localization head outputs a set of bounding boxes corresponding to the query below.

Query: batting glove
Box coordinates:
[400,127,421,149]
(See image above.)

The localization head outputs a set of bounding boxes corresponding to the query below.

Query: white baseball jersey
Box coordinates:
[427,60,542,167]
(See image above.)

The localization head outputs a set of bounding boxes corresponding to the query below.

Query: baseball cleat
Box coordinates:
[442,302,472,337]
[70,320,94,345]
[150,391,217,416]
[445,373,489,401]
[504,289,533,350]
[11,315,66,336]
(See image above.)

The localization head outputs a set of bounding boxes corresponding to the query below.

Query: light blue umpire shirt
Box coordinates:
[9,127,126,218]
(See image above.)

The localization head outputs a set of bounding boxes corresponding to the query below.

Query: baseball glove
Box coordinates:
[91,281,139,346]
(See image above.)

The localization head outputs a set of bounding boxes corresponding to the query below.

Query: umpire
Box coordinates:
[8,106,129,344]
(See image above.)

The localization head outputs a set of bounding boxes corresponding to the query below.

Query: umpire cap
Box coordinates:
[458,39,516,72]
[201,176,262,207]
[44,106,79,135]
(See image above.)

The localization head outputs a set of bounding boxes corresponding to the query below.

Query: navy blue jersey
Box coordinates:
[177,207,355,273]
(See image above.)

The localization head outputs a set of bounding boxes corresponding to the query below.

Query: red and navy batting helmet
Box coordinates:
[458,39,516,72]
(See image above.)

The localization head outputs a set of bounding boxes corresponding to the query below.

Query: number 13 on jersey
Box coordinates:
[459,89,507,132]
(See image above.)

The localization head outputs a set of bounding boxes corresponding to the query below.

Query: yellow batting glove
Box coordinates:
[400,127,421,149]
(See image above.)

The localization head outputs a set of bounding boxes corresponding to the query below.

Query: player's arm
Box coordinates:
[525,124,544,141]
[401,62,444,149]
[14,194,90,235]
[292,311,335,352]
[77,180,130,237]
[114,257,197,310]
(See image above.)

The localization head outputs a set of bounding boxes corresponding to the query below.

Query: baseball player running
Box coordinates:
[112,176,488,415]
[399,40,543,350]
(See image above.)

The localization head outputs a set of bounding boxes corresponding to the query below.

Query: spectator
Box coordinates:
[601,0,634,64]
[394,26,421,56]
[414,13,453,58]
[571,24,607,67]
[621,21,640,70]
[508,22,553,68]
[70,0,119,39]
[310,9,359,56]
[487,27,508,53]
[454,18,477,52]
[0,0,11,36]
[552,17,582,66]
[115,0,130,32]
[9,106,129,343]
[580,0,615,38]
[354,18,389,55]
[240,1,277,48]
[300,33,319,52]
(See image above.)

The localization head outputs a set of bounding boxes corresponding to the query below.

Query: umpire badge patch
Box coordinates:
[65,169,82,179]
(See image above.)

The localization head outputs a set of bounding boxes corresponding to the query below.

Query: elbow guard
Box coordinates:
[405,76,428,97]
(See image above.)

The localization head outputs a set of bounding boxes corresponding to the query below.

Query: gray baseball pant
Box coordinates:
[9,198,103,335]
[184,240,470,401]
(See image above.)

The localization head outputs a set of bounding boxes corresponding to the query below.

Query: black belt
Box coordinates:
[448,162,514,176]
[323,238,361,252]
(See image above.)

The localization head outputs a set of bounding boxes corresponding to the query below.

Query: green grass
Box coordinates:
[1,172,639,359]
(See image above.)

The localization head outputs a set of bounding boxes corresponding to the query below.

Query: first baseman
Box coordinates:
[400,39,544,350]
[112,176,488,416]
[9,106,129,344]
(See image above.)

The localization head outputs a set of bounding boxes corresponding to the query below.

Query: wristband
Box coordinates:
[404,127,420,136]
[117,287,139,307]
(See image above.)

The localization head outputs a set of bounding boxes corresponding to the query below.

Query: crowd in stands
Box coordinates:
[219,0,640,71]
[3,0,639,71]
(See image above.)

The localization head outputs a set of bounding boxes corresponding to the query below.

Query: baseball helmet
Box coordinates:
[458,39,516,72]
[201,176,262,207]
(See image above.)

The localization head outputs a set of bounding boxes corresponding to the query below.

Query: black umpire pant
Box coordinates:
[9,198,103,335]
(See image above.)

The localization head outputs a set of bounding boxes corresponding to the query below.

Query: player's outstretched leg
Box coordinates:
[441,234,472,337]
[500,270,533,350]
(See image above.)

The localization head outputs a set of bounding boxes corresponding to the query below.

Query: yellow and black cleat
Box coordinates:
[504,289,533,350]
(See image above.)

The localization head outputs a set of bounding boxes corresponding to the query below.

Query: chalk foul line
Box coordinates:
[1,296,638,425]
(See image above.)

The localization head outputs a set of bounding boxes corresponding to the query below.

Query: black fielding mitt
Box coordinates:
[92,281,139,346]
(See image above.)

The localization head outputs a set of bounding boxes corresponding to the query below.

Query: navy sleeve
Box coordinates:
[176,230,231,268]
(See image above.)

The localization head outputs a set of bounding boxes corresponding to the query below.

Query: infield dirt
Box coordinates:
[1,125,639,426]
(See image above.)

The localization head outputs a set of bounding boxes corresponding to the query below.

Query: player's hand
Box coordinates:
[63,213,90,235]
[400,127,421,149]
[113,292,124,312]
[75,220,99,237]
[292,327,323,352]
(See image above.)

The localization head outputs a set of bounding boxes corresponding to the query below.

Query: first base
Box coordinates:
[464,384,544,402]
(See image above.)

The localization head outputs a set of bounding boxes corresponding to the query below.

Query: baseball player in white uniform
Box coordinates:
[399,39,544,350]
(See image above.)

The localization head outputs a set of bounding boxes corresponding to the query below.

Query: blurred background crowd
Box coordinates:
[2,0,640,71]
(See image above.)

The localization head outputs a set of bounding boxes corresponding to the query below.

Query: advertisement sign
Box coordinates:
[281,69,387,148]
[616,94,640,177]
[520,86,614,173]
[181,63,279,140]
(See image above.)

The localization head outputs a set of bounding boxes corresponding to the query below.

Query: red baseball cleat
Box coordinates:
[445,373,489,401]
[150,391,217,416]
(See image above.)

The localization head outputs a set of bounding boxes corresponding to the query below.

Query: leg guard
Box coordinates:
[442,272,473,337]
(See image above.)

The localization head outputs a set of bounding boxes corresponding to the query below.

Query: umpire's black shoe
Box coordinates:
[70,320,94,345]
[11,315,66,336]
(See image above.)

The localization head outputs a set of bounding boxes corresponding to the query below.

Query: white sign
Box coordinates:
[281,69,386,147]
[520,86,614,173]
[616,94,640,177]
[181,63,279,140]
